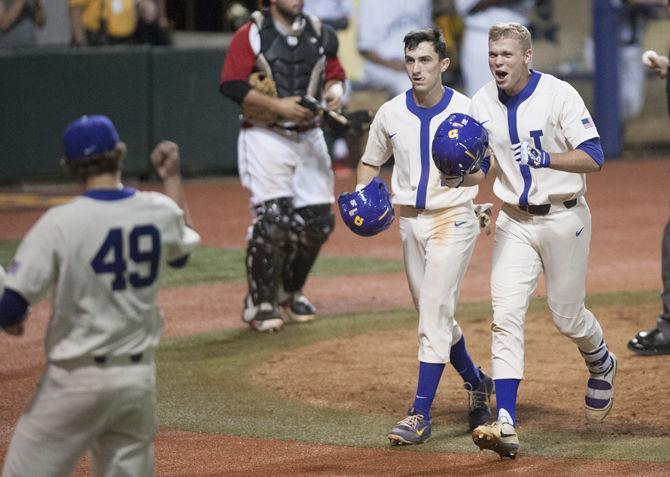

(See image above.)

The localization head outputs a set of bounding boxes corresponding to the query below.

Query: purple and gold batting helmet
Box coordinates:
[337,177,394,237]
[432,113,488,177]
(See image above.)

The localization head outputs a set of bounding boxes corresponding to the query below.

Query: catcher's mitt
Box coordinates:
[242,72,280,124]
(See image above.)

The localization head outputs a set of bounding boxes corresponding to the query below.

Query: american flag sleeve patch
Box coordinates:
[581,117,594,129]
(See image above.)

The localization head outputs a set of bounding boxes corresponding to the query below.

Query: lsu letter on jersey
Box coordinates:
[471,71,600,206]
[5,188,201,362]
[361,88,478,210]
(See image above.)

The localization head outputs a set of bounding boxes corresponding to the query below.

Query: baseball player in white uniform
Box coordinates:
[220,0,346,333]
[454,0,532,97]
[469,23,617,459]
[0,115,201,477]
[355,28,494,445]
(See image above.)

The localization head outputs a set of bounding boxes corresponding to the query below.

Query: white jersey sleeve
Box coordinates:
[4,210,62,304]
[360,103,393,167]
[557,81,600,148]
[152,192,202,263]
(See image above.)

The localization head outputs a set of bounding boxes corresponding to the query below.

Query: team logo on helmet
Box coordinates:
[337,177,394,237]
[432,113,489,177]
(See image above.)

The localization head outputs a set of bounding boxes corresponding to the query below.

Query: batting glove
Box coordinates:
[511,142,551,168]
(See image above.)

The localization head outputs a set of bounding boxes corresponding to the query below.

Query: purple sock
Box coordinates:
[494,379,520,424]
[449,336,482,387]
[412,361,445,419]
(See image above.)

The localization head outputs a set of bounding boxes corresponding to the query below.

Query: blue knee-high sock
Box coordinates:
[449,336,482,387]
[494,379,520,425]
[412,361,445,419]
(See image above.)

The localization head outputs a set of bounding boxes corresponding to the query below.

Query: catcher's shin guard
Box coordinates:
[283,204,334,293]
[247,198,293,307]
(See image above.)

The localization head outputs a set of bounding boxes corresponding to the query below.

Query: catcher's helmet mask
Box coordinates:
[337,177,395,237]
[432,113,489,177]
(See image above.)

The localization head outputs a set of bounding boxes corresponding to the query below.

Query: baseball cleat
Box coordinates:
[242,297,284,333]
[279,292,316,323]
[464,370,495,430]
[472,420,519,459]
[628,320,670,355]
[387,408,431,445]
[585,352,617,423]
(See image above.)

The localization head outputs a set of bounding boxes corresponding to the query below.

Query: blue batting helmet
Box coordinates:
[432,113,488,177]
[337,177,394,237]
[63,115,120,162]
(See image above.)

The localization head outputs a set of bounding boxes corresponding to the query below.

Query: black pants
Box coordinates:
[661,219,670,321]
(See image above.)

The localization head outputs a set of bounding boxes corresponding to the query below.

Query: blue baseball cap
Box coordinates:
[63,115,120,161]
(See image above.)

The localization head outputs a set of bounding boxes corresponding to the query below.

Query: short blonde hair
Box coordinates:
[489,22,532,51]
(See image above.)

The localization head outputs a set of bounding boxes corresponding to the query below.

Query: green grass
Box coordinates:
[0,240,404,288]
[160,246,403,288]
[0,240,18,269]
[156,291,670,462]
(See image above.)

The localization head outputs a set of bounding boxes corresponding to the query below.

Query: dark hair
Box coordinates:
[63,143,126,182]
[403,28,448,60]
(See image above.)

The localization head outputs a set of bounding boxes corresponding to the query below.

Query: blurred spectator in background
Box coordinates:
[305,0,354,176]
[628,0,670,356]
[357,0,432,97]
[454,0,533,97]
[434,0,465,88]
[304,0,351,30]
[135,0,170,45]
[69,0,169,46]
[0,0,45,48]
[69,0,137,46]
[618,0,667,122]
[36,0,70,45]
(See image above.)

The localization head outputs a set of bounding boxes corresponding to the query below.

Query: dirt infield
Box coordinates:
[0,157,669,475]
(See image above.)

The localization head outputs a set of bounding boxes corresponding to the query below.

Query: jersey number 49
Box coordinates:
[91,225,161,291]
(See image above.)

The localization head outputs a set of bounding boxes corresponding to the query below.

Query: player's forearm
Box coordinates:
[356,161,381,189]
[242,88,284,114]
[461,169,485,186]
[546,149,601,173]
[163,175,194,227]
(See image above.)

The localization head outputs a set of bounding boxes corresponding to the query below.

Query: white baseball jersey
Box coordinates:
[2,187,200,477]
[362,87,480,363]
[5,188,200,362]
[471,71,606,380]
[472,71,600,206]
[362,88,478,210]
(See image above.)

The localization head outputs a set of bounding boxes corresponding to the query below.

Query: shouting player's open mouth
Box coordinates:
[494,70,508,81]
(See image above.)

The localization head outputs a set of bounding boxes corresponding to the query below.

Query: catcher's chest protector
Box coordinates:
[255,13,324,99]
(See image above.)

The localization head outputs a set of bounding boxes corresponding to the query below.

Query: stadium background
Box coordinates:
[1,0,670,183]
[1,1,670,475]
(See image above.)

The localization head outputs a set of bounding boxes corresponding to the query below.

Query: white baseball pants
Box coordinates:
[237,126,334,208]
[2,362,156,477]
[399,203,479,363]
[490,198,604,379]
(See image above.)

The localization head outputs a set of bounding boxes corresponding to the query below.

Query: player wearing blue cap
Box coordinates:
[0,115,200,476]
[353,28,494,445]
